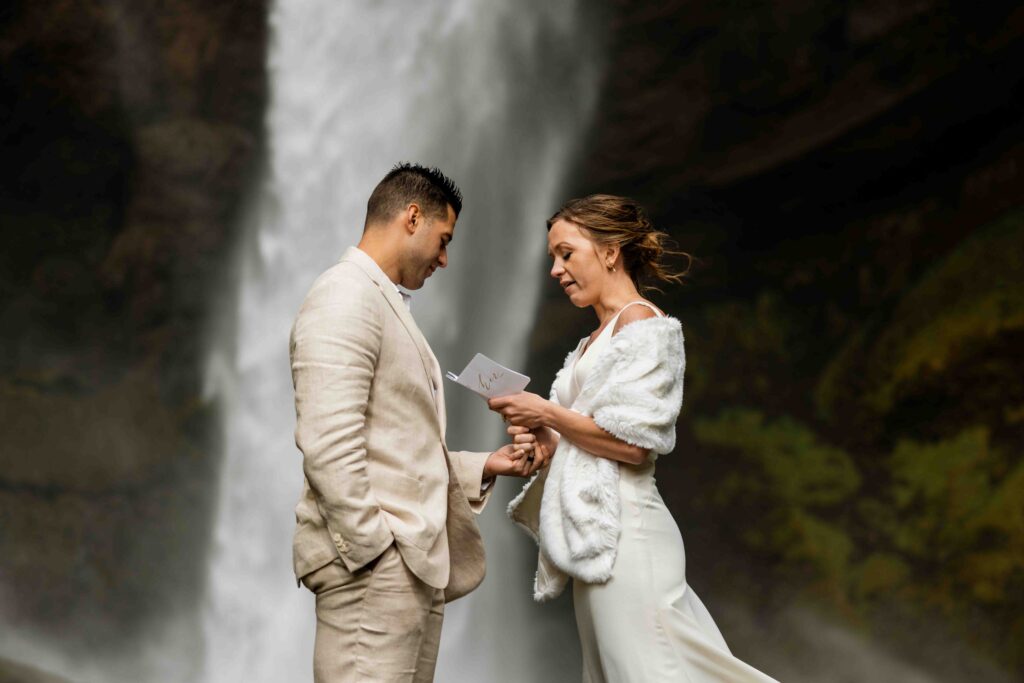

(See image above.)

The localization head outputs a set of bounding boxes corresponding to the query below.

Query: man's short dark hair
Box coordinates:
[365,162,463,227]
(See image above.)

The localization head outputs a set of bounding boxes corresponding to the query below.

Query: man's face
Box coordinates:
[404,204,456,290]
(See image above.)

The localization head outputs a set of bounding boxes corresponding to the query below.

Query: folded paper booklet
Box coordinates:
[445,353,530,399]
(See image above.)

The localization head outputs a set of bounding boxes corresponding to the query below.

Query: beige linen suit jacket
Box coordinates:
[290,247,491,602]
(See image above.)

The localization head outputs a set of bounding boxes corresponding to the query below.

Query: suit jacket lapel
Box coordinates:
[342,248,447,434]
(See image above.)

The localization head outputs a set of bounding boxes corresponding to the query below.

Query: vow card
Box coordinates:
[445,353,530,399]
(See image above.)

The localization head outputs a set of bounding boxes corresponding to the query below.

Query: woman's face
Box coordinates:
[548,219,610,308]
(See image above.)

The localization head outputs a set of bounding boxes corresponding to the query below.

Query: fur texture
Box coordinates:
[507,316,685,601]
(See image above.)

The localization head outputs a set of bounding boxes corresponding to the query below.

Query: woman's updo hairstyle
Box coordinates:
[547,194,690,293]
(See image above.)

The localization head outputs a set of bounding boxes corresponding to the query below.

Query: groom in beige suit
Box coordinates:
[290,163,544,682]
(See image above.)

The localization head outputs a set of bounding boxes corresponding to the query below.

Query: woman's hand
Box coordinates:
[488,392,552,430]
[532,425,560,456]
[507,424,553,471]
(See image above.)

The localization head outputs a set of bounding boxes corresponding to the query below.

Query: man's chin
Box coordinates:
[404,268,436,290]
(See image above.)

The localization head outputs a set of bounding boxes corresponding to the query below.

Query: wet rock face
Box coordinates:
[528,0,1024,677]
[0,0,266,642]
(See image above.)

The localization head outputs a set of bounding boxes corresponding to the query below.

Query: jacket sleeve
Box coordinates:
[290,277,394,571]
[589,318,686,454]
[446,450,493,513]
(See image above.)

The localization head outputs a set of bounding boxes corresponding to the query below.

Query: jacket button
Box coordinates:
[332,532,342,543]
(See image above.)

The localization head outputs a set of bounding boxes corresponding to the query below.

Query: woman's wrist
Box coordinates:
[541,402,559,430]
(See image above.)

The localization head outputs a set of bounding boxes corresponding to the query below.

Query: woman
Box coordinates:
[489,195,778,683]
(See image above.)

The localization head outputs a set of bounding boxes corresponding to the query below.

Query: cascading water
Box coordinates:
[200,2,603,681]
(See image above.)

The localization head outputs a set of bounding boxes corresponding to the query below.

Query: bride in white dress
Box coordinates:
[489,195,779,683]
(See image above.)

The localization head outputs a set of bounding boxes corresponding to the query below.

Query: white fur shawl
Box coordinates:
[507,316,685,601]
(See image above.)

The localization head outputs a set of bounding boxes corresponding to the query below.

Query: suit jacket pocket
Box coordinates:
[387,472,424,502]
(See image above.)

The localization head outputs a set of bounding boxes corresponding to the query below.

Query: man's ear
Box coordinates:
[404,203,422,235]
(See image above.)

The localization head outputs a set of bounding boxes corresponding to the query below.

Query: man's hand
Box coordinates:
[483,444,532,478]
[482,428,550,479]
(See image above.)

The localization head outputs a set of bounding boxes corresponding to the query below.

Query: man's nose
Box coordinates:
[438,250,448,268]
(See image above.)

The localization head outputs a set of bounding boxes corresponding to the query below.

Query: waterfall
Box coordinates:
[200,2,602,681]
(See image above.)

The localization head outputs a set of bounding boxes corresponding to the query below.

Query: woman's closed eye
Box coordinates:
[549,250,572,266]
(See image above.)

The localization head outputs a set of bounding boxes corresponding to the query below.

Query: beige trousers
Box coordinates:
[301,543,445,683]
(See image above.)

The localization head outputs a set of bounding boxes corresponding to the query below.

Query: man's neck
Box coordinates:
[357,234,403,286]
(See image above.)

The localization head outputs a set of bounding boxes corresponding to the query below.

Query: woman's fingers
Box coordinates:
[513,441,532,456]
[488,396,511,412]
[507,424,530,436]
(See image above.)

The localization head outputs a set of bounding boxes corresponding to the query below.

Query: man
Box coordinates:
[290,163,546,683]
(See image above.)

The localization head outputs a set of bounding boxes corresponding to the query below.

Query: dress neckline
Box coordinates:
[576,300,663,363]
[576,317,615,363]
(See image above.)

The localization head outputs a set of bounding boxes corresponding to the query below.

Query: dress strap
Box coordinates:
[581,301,664,363]
[615,300,664,319]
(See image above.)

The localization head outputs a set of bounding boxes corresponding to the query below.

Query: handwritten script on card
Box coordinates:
[445,353,530,399]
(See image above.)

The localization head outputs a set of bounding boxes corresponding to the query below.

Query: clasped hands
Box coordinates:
[482,392,559,478]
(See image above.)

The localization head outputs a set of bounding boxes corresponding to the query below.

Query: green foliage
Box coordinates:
[854,553,912,600]
[693,411,1024,626]
[788,512,855,597]
[687,292,794,407]
[880,211,1024,406]
[869,427,1024,612]
[813,327,867,422]
[694,408,861,506]
[816,208,1024,418]
[889,428,993,555]
[694,408,860,596]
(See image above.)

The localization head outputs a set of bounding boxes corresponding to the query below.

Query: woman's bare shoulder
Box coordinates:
[612,301,662,334]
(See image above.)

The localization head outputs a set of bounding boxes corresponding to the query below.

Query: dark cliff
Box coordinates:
[0,0,267,649]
